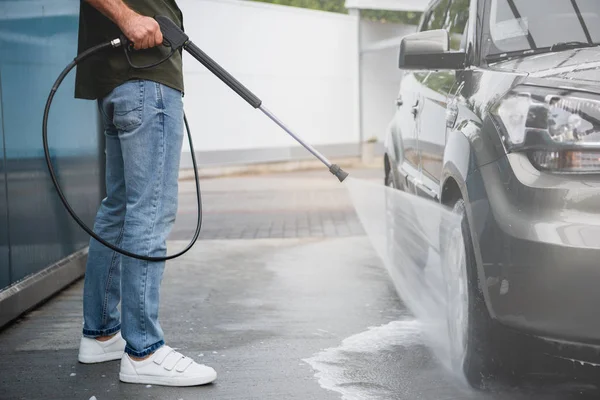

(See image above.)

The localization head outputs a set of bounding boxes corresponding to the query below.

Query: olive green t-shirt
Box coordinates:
[75,0,184,100]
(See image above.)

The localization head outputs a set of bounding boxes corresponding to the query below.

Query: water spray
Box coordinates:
[345,178,469,381]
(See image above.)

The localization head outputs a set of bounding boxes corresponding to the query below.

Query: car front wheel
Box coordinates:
[444,199,499,388]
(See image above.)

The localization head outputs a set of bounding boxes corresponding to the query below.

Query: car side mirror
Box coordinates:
[399,29,466,70]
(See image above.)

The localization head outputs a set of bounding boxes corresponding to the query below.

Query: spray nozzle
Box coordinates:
[329,164,349,183]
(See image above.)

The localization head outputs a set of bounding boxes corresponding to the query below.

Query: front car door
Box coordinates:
[391,1,450,194]
[418,0,471,199]
[391,70,429,194]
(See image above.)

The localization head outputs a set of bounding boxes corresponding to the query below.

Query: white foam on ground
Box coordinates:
[303,319,422,399]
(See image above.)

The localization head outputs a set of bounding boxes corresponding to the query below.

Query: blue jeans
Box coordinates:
[82,80,184,357]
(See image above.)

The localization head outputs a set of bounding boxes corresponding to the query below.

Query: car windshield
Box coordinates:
[484,0,600,59]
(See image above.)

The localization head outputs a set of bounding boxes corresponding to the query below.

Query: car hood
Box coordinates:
[489,47,600,87]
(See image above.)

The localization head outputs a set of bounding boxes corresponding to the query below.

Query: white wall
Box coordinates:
[177,0,413,167]
[178,0,359,166]
[360,20,417,142]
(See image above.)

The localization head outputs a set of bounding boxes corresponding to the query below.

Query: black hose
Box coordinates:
[43,39,203,261]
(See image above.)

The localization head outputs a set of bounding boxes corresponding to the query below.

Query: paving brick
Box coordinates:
[335,225,351,237]
[255,230,271,239]
[323,227,337,236]
[171,168,383,240]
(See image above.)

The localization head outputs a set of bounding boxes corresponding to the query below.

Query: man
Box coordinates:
[74,0,216,387]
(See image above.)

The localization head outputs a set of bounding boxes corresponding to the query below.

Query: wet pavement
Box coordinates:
[1,168,599,399]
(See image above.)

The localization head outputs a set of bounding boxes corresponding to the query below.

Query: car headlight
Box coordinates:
[490,85,600,173]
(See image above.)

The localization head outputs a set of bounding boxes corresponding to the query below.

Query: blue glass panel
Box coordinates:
[0,74,9,289]
[0,1,102,285]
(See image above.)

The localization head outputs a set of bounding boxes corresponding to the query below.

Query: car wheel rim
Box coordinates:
[446,226,469,368]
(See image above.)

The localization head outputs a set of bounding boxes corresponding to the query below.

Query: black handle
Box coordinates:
[117,16,185,71]
[155,15,189,50]
[154,15,262,108]
[184,41,262,109]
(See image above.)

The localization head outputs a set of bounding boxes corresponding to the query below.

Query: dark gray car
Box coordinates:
[384,0,600,388]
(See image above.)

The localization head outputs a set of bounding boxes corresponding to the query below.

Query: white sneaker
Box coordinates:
[78,331,126,364]
[119,345,217,386]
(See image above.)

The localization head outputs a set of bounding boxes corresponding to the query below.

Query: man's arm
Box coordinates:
[85,0,163,50]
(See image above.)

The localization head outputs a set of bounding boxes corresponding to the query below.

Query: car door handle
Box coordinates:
[396,97,403,107]
[411,100,420,118]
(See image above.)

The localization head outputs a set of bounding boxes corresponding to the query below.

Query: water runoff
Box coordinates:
[344,176,468,381]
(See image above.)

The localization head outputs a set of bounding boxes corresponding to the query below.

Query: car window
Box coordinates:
[485,0,600,57]
[444,0,471,50]
[421,0,451,31]
[415,71,430,83]
[424,71,456,93]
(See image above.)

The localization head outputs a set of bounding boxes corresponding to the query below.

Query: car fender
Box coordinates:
[442,127,498,320]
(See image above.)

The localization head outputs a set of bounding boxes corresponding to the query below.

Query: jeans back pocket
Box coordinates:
[111,80,145,131]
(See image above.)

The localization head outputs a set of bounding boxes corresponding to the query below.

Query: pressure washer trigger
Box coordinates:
[155,15,189,50]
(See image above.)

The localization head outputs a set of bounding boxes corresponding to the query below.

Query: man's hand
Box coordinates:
[119,13,163,50]
[85,0,163,50]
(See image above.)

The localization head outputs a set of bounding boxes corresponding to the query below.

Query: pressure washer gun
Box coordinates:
[145,16,349,183]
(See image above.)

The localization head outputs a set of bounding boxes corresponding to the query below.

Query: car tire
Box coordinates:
[444,198,499,389]
[385,167,395,189]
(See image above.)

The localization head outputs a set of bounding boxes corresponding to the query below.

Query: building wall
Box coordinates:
[360,20,417,143]
[178,0,361,167]
[0,0,102,290]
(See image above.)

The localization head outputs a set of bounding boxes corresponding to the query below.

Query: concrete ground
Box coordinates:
[1,168,599,400]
